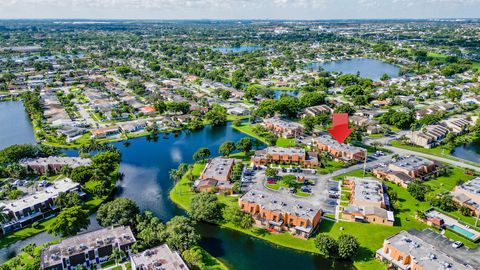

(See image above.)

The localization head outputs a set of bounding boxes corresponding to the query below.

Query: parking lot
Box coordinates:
[240,165,340,216]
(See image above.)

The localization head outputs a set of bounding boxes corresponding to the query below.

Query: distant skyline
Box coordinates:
[0,0,479,20]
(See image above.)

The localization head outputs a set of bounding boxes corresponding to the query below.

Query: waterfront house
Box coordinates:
[91,126,120,139]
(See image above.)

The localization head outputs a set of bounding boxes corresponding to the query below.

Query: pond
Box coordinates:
[213,45,262,53]
[273,90,300,100]
[307,58,400,81]
[0,101,36,150]
[0,102,353,270]
[452,142,480,163]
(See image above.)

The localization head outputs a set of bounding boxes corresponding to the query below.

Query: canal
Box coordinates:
[0,101,353,270]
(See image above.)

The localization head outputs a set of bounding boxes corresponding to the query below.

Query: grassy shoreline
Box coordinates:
[168,163,386,270]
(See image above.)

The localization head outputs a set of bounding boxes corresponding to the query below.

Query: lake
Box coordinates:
[452,142,480,163]
[307,58,400,81]
[0,101,36,150]
[0,102,353,270]
[213,45,262,53]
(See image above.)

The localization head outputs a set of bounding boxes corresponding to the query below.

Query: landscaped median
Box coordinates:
[169,163,389,270]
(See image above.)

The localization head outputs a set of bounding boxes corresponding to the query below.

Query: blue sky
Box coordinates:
[0,0,479,20]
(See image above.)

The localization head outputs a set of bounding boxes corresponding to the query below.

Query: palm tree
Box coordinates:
[169,169,181,194]
[0,206,10,224]
[109,247,125,266]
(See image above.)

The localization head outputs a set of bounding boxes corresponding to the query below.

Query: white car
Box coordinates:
[452,241,463,248]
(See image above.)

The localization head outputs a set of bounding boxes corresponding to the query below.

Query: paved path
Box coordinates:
[384,146,480,172]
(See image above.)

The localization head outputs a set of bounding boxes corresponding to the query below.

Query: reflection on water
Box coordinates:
[452,142,480,163]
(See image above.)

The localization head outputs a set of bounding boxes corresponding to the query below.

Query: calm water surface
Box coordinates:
[452,142,480,163]
[0,101,36,150]
[213,46,262,53]
[307,58,400,81]
[0,102,353,270]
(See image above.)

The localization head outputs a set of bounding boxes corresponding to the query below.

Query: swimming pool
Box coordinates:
[449,225,476,239]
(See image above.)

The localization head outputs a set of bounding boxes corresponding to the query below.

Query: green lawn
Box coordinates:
[276,137,295,147]
[231,123,268,144]
[170,165,384,270]
[317,160,345,174]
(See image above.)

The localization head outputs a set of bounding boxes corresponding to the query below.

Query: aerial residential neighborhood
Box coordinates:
[0,2,480,270]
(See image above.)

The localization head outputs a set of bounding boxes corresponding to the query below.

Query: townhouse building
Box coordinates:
[311,135,366,162]
[239,189,321,238]
[373,156,437,187]
[41,226,136,270]
[19,156,92,175]
[263,118,304,138]
[452,177,480,216]
[1,178,84,234]
[251,146,319,168]
[376,229,480,270]
[194,157,236,194]
[342,177,394,226]
[408,125,449,148]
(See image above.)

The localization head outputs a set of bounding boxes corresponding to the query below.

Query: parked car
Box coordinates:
[452,241,463,248]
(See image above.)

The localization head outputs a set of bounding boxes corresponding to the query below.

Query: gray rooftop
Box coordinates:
[41,226,136,268]
[240,189,320,220]
[264,118,304,130]
[0,178,80,213]
[312,135,366,154]
[458,177,480,196]
[130,244,189,270]
[349,177,386,204]
[389,156,435,172]
[200,157,235,181]
[19,156,92,168]
[379,228,480,270]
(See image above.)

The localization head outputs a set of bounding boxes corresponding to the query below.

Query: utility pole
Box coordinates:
[476,210,479,227]
[363,150,368,177]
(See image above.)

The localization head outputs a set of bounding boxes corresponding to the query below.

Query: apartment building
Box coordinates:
[41,226,136,270]
[342,177,394,226]
[452,177,480,216]
[130,244,189,270]
[311,135,366,162]
[386,156,437,179]
[239,189,321,238]
[263,118,304,138]
[19,156,92,175]
[376,229,480,270]
[251,147,319,168]
[195,157,236,194]
[0,178,84,234]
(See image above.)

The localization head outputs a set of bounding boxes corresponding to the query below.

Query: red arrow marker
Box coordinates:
[328,113,353,144]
